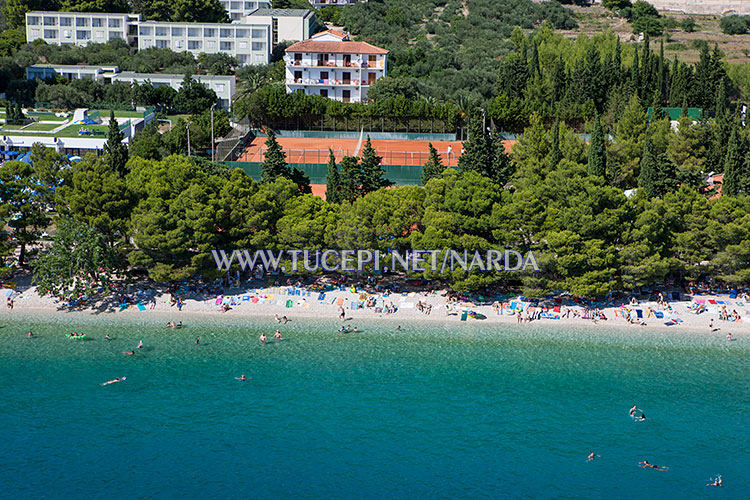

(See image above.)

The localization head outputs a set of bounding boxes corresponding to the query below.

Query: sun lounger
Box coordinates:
[460,311,468,321]
[553,306,561,313]
[636,309,643,318]
[285,300,293,308]
[317,292,326,301]
[655,311,664,319]
[137,301,146,311]
[336,298,344,306]
[215,297,223,305]
[242,296,250,301]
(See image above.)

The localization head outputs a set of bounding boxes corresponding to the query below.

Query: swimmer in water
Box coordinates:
[176,321,182,328]
[635,412,646,421]
[136,340,143,349]
[727,333,734,341]
[123,350,135,356]
[629,405,639,417]
[27,331,33,338]
[587,452,600,461]
[259,333,267,343]
[339,326,347,333]
[273,330,282,340]
[396,325,401,331]
[105,333,111,340]
[353,327,359,332]
[195,337,200,344]
[639,460,668,471]
[706,475,722,487]
[236,374,247,381]
[101,377,125,386]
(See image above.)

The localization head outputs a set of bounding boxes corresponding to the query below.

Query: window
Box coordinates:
[216,83,225,93]
[220,41,233,50]
[231,2,241,8]
[188,41,202,50]
[156,40,169,48]
[92,18,103,27]
[155,27,168,36]
[27,16,40,25]
[76,18,88,27]
[44,29,58,38]
[64,30,72,38]
[238,55,248,63]
[235,29,248,38]
[139,26,152,35]
[294,70,302,82]
[252,42,265,51]
[221,29,233,38]
[245,2,256,9]
[97,31,105,38]
[342,90,350,102]
[320,71,328,80]
[60,18,72,26]
[175,40,184,48]
[207,41,215,49]
[171,27,184,36]
[188,27,200,37]
[43,17,57,26]
[204,28,216,37]
[255,54,264,63]
[320,89,328,98]
[272,18,277,45]
[76,30,91,40]
[109,18,121,28]
[109,32,122,40]
[31,29,40,37]
[252,29,265,39]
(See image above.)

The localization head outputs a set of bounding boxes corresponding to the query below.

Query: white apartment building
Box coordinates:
[26,11,141,47]
[112,72,236,109]
[220,0,271,20]
[26,10,315,67]
[247,9,315,46]
[26,64,120,83]
[284,31,387,103]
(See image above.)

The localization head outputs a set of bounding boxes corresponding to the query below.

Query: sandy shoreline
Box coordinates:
[0,283,747,338]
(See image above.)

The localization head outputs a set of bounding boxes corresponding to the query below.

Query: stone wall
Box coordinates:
[640,0,750,16]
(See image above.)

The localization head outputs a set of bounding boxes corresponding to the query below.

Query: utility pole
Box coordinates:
[186,121,193,157]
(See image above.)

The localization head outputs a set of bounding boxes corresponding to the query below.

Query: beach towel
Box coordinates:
[336,298,344,306]
[242,296,250,302]
[351,302,359,310]
[708,299,718,305]
[286,300,293,308]
[664,320,677,326]
[251,297,259,303]
[303,303,311,309]
[553,305,561,313]
[655,311,664,319]
[695,299,706,304]
[540,313,560,319]
[137,301,146,311]
[375,307,383,313]
[317,292,326,301]
[215,297,223,305]
[716,300,726,305]
[636,309,643,318]
[460,311,468,321]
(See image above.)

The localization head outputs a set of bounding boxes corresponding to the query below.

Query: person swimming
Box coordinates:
[353,327,359,332]
[27,331,33,338]
[587,452,600,461]
[136,340,143,349]
[176,321,182,328]
[273,330,282,340]
[236,374,247,381]
[195,337,200,344]
[101,377,125,386]
[123,350,135,356]
[727,333,734,341]
[706,475,722,487]
[338,326,347,333]
[105,333,111,340]
[639,460,667,470]
[259,333,267,343]
[167,321,175,328]
[630,405,639,417]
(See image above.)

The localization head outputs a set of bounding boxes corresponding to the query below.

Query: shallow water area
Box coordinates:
[0,315,748,499]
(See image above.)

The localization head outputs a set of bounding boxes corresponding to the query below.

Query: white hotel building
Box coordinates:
[284,31,387,103]
[26,9,313,67]
[308,0,366,6]
[220,0,271,20]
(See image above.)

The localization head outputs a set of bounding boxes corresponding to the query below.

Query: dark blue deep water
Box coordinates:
[0,316,748,499]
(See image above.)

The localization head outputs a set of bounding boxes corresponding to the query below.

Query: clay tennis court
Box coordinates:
[238,136,516,166]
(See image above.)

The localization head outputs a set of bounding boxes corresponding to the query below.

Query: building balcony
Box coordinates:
[287,78,372,86]
[287,60,385,69]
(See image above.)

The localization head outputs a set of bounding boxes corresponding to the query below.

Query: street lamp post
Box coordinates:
[186,121,193,157]
[210,103,216,163]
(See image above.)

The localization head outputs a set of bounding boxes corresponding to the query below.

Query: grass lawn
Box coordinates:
[24,123,62,131]
[26,112,70,122]
[91,109,143,118]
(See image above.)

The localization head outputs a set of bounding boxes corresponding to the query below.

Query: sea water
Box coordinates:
[0,316,747,499]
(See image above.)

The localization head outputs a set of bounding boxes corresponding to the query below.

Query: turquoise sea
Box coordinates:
[0,315,748,499]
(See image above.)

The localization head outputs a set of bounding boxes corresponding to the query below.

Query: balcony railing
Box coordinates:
[287,78,372,86]
[288,60,385,69]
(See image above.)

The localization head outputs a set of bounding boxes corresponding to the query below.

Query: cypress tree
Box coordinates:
[657,39,665,104]
[104,110,129,175]
[491,132,515,187]
[638,135,659,197]
[588,115,607,178]
[458,114,491,174]
[359,136,391,194]
[548,119,562,169]
[631,48,640,95]
[260,130,291,183]
[722,127,745,196]
[339,155,361,202]
[325,149,341,204]
[421,142,446,185]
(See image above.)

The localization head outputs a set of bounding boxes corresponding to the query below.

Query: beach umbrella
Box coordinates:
[19,153,33,165]
[70,156,81,162]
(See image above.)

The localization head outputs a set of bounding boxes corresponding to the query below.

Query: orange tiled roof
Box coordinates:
[286,39,389,55]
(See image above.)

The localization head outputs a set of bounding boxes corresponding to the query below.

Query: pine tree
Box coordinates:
[638,135,659,197]
[722,127,745,196]
[421,142,446,185]
[325,149,341,204]
[339,155,361,203]
[630,48,640,95]
[588,114,607,178]
[458,114,491,174]
[548,119,562,169]
[104,110,129,174]
[359,136,391,194]
[260,130,290,183]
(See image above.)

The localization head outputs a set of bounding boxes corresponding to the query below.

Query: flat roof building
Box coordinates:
[247,9,315,46]
[220,0,272,20]
[26,11,140,47]
[112,72,236,109]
